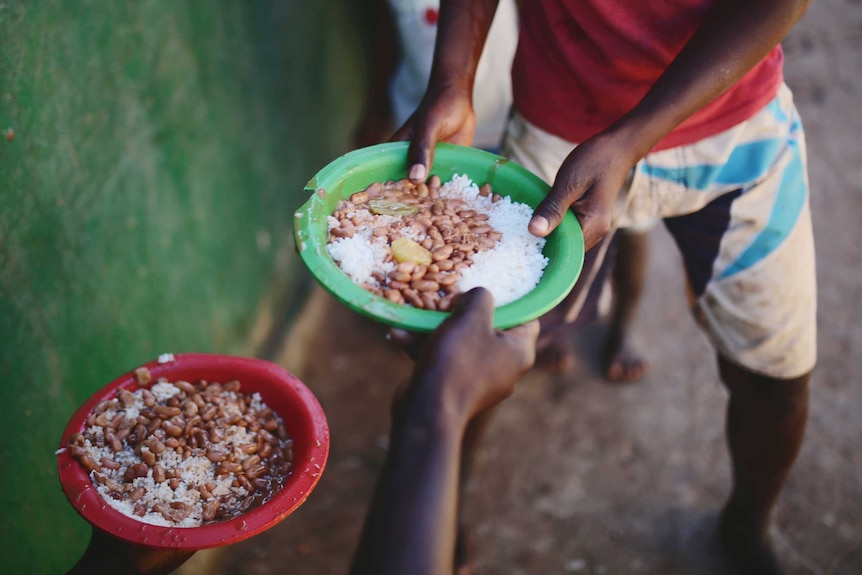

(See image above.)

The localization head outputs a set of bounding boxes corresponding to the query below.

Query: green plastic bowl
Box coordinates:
[293,142,584,332]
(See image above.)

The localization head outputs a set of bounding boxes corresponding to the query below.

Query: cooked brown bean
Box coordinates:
[242,455,261,471]
[244,463,269,480]
[200,405,217,421]
[152,503,172,521]
[218,461,244,475]
[435,259,454,271]
[431,244,454,261]
[350,190,370,204]
[100,457,121,470]
[129,487,146,502]
[411,265,427,282]
[330,225,354,239]
[199,484,213,500]
[412,280,439,292]
[106,433,123,453]
[258,441,273,459]
[402,289,424,308]
[420,293,438,310]
[143,437,166,454]
[384,289,405,304]
[124,463,149,481]
[163,422,183,437]
[237,474,255,494]
[140,389,155,407]
[140,447,156,466]
[118,389,136,407]
[180,401,198,419]
[202,500,220,521]
[208,427,224,443]
[80,454,100,472]
[153,405,181,418]
[437,273,458,286]
[207,449,228,463]
[183,415,202,435]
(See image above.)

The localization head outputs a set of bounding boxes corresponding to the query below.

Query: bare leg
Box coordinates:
[717,356,810,575]
[603,229,649,382]
[535,232,617,373]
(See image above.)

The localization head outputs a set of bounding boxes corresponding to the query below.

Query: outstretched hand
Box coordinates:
[395,288,539,423]
[528,132,639,250]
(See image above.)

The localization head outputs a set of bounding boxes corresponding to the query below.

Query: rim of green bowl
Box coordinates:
[293,142,584,332]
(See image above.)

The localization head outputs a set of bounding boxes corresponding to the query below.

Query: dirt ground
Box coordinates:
[182,1,862,573]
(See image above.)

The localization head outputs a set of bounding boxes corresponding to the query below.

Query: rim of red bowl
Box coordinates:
[57,353,330,550]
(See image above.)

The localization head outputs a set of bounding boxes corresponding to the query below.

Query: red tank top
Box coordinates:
[511,0,784,151]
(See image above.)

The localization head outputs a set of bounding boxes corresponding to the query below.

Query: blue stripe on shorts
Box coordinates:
[717,137,807,280]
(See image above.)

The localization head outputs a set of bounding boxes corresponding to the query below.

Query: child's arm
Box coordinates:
[395,0,500,182]
[352,0,400,148]
[528,0,813,248]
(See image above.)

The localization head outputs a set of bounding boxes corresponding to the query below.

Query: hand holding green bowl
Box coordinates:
[293,142,584,332]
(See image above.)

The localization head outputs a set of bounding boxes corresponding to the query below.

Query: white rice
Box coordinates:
[327,174,548,306]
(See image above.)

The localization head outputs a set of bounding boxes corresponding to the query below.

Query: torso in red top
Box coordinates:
[511,0,784,151]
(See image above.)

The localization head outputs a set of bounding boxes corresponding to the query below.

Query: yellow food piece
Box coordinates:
[391,237,432,265]
[368,199,419,216]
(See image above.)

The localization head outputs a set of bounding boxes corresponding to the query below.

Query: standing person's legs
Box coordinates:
[717,358,809,574]
[666,201,815,573]
[658,85,816,571]
[604,228,650,382]
[663,188,815,572]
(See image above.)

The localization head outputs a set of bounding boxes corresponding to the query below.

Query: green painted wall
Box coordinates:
[0,1,364,572]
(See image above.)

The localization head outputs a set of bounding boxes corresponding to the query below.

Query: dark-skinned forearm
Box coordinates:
[429,0,499,94]
[349,385,467,575]
[361,0,398,112]
[605,0,812,160]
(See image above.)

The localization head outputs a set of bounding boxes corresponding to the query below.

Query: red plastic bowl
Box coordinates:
[57,353,329,550]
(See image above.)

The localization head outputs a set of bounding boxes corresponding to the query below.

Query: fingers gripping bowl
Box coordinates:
[294,142,585,332]
[57,353,329,550]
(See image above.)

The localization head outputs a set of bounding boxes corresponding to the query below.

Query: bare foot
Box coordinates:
[603,328,647,383]
[535,339,577,374]
[718,507,785,575]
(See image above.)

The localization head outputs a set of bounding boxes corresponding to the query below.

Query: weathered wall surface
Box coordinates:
[0,2,363,572]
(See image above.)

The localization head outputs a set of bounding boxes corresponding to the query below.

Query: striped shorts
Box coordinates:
[503,83,817,379]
